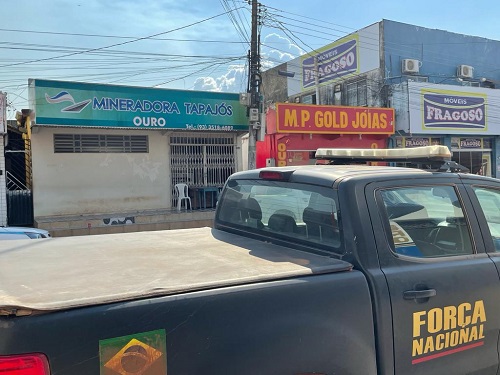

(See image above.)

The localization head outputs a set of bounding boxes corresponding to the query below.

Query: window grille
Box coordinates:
[54,134,148,153]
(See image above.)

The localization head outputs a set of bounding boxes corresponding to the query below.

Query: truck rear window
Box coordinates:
[216,179,341,254]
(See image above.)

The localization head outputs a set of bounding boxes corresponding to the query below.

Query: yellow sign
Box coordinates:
[412,300,486,364]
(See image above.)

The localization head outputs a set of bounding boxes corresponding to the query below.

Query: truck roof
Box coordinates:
[230,165,437,187]
[0,227,351,316]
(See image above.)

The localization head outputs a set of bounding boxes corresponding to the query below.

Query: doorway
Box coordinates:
[169,133,237,208]
[452,150,491,176]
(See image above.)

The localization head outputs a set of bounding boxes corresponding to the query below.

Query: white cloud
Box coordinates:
[192,33,304,93]
[261,33,304,68]
[193,64,247,92]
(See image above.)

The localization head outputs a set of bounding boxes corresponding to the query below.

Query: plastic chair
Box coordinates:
[175,183,192,211]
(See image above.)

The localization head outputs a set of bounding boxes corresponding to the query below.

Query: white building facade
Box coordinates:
[28,79,248,234]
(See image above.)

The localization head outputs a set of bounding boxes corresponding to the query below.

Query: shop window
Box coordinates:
[461,81,480,87]
[452,151,491,176]
[405,75,428,83]
[54,134,148,153]
[346,80,367,106]
[302,94,314,104]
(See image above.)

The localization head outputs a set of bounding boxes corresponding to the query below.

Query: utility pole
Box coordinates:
[247,0,261,170]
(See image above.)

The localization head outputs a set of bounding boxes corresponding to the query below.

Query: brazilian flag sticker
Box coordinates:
[99,329,167,375]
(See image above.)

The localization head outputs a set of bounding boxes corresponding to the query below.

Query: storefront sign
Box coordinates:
[261,133,388,168]
[302,35,359,90]
[396,137,441,148]
[460,138,482,149]
[451,137,486,149]
[405,137,429,147]
[406,82,499,135]
[422,89,487,130]
[276,103,394,134]
[29,79,248,130]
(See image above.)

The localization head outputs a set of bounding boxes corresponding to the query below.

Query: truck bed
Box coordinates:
[0,227,351,315]
[0,228,377,374]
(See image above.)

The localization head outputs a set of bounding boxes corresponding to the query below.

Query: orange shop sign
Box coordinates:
[276,103,395,135]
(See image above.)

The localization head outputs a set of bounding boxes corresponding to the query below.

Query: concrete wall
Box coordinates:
[261,62,289,105]
[31,127,170,218]
[383,20,500,85]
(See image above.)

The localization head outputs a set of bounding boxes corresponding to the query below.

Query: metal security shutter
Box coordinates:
[170,133,236,207]
[54,134,148,153]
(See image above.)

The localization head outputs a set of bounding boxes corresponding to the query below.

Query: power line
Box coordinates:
[0,27,247,44]
[0,7,245,69]
[263,5,357,34]
[153,56,243,87]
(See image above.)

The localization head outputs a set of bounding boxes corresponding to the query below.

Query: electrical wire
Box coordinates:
[0,7,246,69]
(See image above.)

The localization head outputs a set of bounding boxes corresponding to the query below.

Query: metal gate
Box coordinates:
[7,190,33,226]
[170,133,236,208]
[5,137,34,226]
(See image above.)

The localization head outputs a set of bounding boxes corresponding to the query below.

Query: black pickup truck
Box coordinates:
[2,146,500,375]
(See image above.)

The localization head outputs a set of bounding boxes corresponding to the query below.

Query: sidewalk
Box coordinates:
[35,208,215,237]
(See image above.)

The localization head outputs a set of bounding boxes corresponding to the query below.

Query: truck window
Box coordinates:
[472,187,500,251]
[217,179,341,254]
[379,186,473,258]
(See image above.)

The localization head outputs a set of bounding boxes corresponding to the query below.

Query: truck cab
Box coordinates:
[215,145,500,375]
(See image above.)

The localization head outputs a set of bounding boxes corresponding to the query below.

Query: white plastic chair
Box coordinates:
[175,183,192,211]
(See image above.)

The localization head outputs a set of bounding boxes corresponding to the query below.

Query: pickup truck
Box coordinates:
[2,145,500,375]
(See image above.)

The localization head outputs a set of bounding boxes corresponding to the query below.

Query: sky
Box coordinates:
[1,0,499,119]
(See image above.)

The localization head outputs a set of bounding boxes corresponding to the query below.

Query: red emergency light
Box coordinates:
[259,169,295,181]
[0,354,50,375]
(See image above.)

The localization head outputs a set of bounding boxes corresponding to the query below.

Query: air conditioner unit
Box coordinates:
[458,65,473,79]
[402,59,421,74]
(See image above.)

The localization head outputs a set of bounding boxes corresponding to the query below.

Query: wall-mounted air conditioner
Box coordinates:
[402,59,421,74]
[457,65,474,79]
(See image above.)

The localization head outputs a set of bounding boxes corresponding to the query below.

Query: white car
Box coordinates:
[0,227,51,240]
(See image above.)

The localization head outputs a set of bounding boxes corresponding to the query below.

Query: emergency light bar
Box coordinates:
[315,145,468,173]
[315,145,451,162]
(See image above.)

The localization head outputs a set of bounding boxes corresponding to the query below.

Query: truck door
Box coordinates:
[464,180,500,375]
[366,181,500,375]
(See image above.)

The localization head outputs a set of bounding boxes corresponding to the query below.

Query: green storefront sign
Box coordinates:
[29,79,249,131]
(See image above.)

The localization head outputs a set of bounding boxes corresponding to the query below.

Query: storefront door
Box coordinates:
[170,133,236,207]
[452,151,491,177]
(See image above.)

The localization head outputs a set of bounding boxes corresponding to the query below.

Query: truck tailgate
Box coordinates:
[0,270,376,375]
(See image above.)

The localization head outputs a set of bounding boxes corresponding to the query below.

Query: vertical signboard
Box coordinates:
[0,92,6,134]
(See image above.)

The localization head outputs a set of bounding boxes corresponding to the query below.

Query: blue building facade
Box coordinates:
[384,20,500,177]
[262,19,500,176]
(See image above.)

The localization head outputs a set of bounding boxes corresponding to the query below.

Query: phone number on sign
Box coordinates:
[185,124,234,131]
